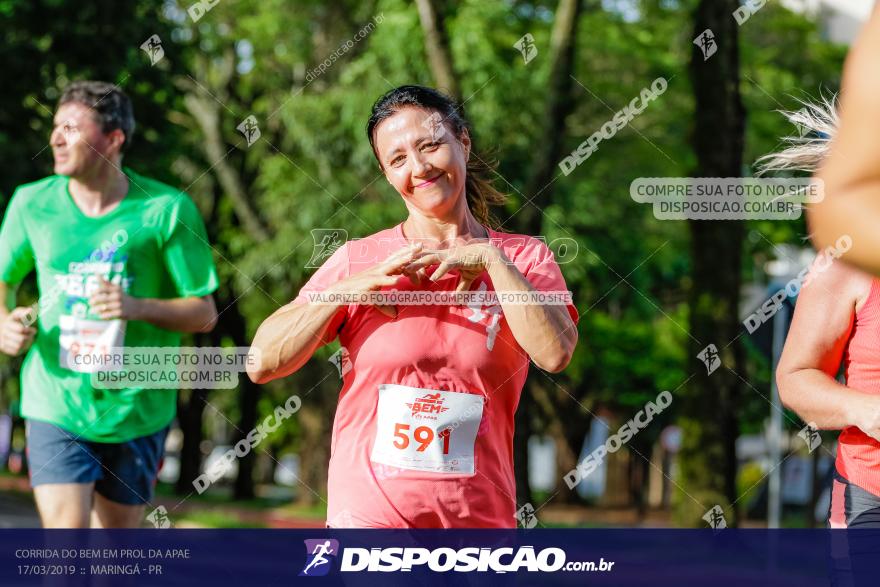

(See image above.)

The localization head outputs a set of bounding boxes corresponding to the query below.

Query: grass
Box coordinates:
[153,481,327,527]
[154,481,303,510]
[175,511,267,529]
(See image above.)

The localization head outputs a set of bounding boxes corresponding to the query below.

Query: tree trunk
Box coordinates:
[629,436,651,520]
[529,376,588,504]
[512,0,583,510]
[680,0,746,524]
[414,0,460,100]
[233,379,260,500]
[513,394,533,507]
[226,300,260,500]
[807,444,821,529]
[175,386,208,495]
[180,73,271,243]
[518,0,583,232]
[294,359,337,506]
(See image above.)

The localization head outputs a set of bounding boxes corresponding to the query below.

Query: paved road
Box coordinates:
[0,492,40,528]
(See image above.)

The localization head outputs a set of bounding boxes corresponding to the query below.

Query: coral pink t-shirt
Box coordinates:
[294,223,578,528]
[839,278,880,496]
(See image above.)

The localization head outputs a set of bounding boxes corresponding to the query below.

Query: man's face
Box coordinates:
[50,102,124,177]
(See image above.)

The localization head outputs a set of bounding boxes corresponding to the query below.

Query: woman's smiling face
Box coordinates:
[372,106,470,218]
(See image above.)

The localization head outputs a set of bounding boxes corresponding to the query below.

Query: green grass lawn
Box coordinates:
[174,511,268,529]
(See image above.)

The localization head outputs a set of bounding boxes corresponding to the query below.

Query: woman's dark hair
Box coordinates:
[366,85,507,228]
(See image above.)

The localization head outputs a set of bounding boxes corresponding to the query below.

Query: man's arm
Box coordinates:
[88,277,217,333]
[130,295,218,333]
[0,281,36,356]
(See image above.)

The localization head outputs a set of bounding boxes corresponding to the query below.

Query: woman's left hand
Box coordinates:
[405,243,504,292]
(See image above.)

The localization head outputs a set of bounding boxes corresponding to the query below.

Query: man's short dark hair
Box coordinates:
[58,81,135,152]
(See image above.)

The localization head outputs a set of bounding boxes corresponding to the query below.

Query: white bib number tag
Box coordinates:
[58,314,126,373]
[370,384,484,475]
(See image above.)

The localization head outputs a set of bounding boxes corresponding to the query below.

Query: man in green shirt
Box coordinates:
[0,81,219,528]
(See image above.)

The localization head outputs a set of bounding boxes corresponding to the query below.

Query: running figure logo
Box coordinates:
[696,344,721,375]
[798,422,822,453]
[702,505,727,532]
[515,503,538,529]
[422,111,447,142]
[140,34,164,66]
[299,539,339,577]
[307,229,348,268]
[146,505,172,529]
[693,29,717,61]
[513,33,538,64]
[236,115,261,147]
[328,346,352,378]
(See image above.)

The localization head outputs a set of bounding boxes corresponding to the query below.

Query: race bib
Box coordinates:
[58,314,126,373]
[370,384,484,475]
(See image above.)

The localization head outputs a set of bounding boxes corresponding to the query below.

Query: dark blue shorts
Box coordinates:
[26,419,168,506]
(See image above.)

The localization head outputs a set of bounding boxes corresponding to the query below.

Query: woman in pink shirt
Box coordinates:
[769,100,880,528]
[247,85,579,528]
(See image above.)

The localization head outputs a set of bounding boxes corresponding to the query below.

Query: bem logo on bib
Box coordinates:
[372,385,484,475]
[406,393,450,419]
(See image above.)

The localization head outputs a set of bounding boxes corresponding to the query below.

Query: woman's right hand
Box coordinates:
[248,243,428,383]
[327,243,424,318]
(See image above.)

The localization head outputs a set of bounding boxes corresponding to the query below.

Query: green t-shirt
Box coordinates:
[0,168,219,442]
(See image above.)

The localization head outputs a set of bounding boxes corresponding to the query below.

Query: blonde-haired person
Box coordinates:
[770,99,880,529]
[809,5,880,275]
[247,85,578,528]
